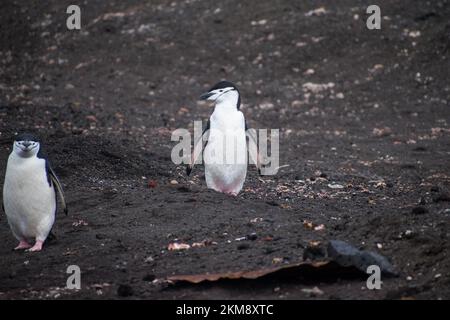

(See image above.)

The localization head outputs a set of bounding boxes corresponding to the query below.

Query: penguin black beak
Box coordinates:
[199,92,213,100]
[22,141,31,148]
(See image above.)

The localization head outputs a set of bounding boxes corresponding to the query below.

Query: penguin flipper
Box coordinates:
[49,166,68,215]
[245,121,262,175]
[186,119,210,176]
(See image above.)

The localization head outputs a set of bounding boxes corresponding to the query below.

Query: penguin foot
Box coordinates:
[14,241,32,250]
[27,240,44,252]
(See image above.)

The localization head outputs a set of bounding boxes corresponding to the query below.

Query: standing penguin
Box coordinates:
[2,133,67,252]
[187,81,260,195]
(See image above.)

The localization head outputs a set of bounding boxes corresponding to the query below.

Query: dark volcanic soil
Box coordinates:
[0,0,449,299]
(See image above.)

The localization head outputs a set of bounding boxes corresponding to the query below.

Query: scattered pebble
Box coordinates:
[373,127,392,137]
[328,183,344,189]
[302,82,335,93]
[251,19,267,26]
[168,243,190,251]
[404,230,414,239]
[272,257,283,264]
[246,233,258,241]
[301,286,324,296]
[305,7,327,17]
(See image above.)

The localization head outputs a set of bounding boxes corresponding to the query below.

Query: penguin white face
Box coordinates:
[13,134,40,158]
[200,81,241,109]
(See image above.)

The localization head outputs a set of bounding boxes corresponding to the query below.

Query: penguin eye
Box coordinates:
[219,90,224,92]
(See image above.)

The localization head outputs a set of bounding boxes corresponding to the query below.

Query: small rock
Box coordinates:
[314,224,325,231]
[301,286,324,296]
[404,230,414,239]
[408,30,421,38]
[259,102,274,110]
[251,19,267,26]
[144,256,154,263]
[305,7,327,17]
[291,100,303,107]
[170,180,178,185]
[373,127,392,137]
[327,240,397,277]
[411,206,428,215]
[246,233,258,241]
[168,243,190,251]
[328,183,344,189]
[272,257,283,264]
[147,180,157,188]
[86,115,97,122]
[302,82,335,93]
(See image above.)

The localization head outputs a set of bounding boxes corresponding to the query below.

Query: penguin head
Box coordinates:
[13,133,41,158]
[199,81,241,109]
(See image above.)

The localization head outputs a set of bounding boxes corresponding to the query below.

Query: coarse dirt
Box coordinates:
[0,0,449,299]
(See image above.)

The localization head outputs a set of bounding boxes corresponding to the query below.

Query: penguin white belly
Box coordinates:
[3,156,56,242]
[204,110,247,195]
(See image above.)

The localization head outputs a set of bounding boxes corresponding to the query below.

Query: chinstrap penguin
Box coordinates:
[186,81,260,195]
[2,133,68,252]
